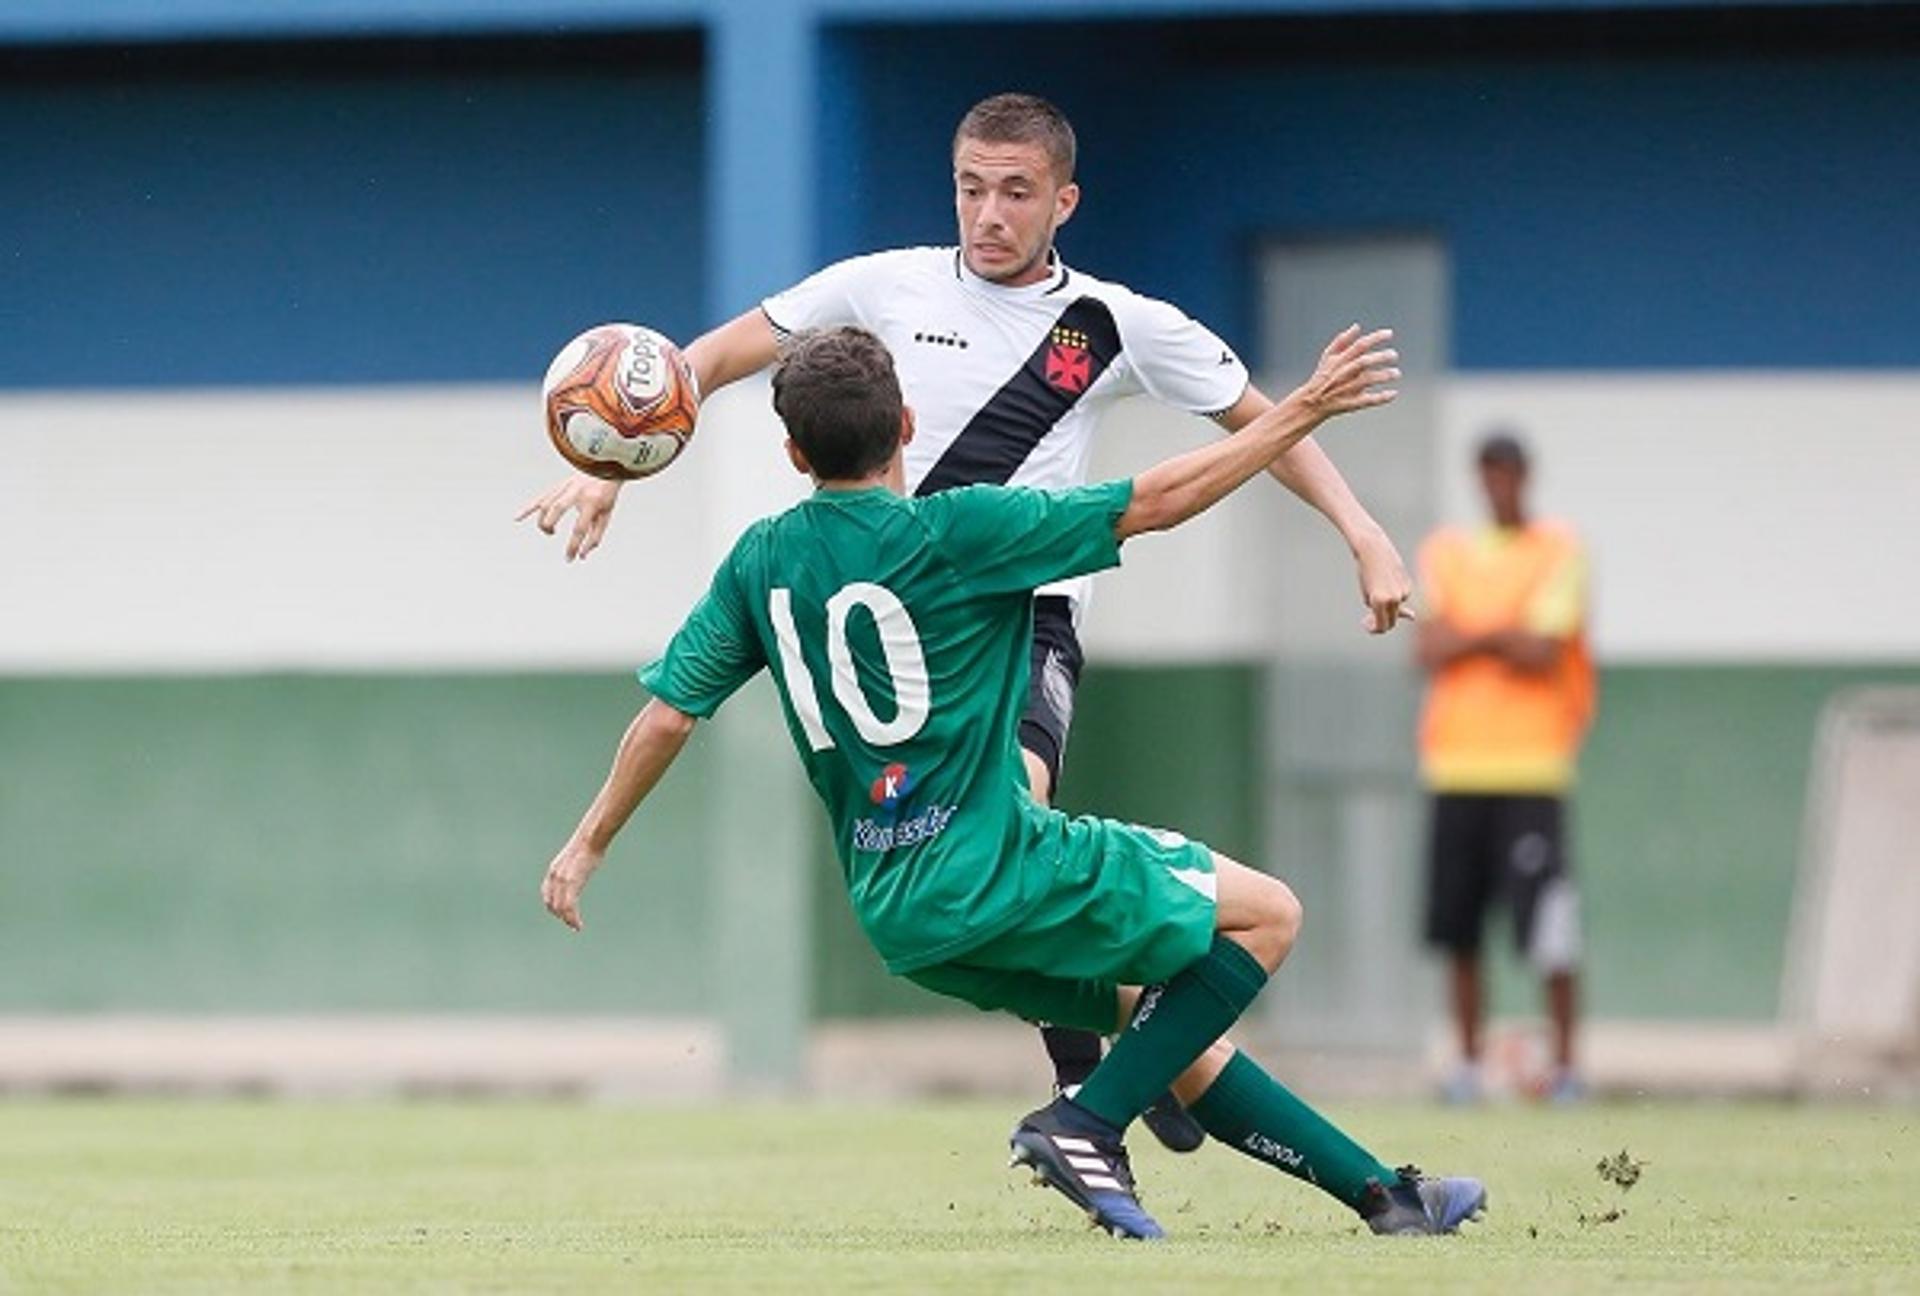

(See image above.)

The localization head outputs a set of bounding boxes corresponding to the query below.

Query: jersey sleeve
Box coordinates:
[761,250,899,339]
[1115,293,1250,417]
[925,480,1134,598]
[637,550,766,718]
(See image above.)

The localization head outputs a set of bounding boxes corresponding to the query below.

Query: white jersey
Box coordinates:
[762,246,1249,609]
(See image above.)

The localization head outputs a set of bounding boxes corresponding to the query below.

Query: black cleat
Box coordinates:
[1056,1082,1206,1155]
[1009,1097,1166,1240]
[1361,1165,1489,1235]
[1139,1090,1207,1154]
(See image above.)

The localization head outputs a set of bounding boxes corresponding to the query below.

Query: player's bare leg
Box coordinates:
[1450,953,1484,1062]
[1022,744,1205,1154]
[1445,951,1485,1104]
[1020,748,1053,807]
[1542,968,1582,1101]
[1546,970,1577,1068]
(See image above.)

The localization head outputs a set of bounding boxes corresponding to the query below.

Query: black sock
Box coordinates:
[1039,1025,1103,1089]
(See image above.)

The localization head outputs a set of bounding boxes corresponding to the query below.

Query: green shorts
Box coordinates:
[904,813,1218,1032]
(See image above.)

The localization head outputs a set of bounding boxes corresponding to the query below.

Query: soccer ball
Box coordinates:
[541,323,700,481]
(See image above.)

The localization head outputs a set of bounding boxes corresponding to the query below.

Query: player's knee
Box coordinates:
[1268,878,1303,963]
[1237,875,1302,973]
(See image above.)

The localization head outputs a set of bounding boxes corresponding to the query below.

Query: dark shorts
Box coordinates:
[1018,595,1084,792]
[1424,792,1582,972]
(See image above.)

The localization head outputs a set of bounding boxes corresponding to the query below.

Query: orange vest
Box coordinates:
[1418,520,1594,793]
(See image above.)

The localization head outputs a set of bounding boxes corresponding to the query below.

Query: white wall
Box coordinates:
[5,371,1916,672]
[1440,373,1920,663]
[0,379,804,672]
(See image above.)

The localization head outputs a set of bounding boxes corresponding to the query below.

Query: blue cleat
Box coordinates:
[1362,1165,1489,1235]
[1009,1097,1165,1240]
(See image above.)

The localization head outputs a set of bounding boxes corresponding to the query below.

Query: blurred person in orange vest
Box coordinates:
[1416,431,1594,1104]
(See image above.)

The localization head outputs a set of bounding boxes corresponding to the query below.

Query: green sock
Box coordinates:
[1187,1049,1398,1211]
[1072,935,1268,1130]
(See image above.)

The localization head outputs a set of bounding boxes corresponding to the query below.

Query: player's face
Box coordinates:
[953,137,1079,287]
[1478,461,1528,528]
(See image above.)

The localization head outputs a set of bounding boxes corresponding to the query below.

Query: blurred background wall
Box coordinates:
[2,0,1917,1089]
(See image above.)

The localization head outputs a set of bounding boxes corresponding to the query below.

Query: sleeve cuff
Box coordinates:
[760,303,794,343]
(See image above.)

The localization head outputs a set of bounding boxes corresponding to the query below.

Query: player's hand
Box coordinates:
[541,840,604,931]
[1352,527,1415,635]
[516,473,624,562]
[1297,324,1400,419]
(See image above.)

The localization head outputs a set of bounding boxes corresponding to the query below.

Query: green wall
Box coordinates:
[0,675,713,1013]
[1561,664,1920,1019]
[811,662,1920,1021]
[3,664,1914,1020]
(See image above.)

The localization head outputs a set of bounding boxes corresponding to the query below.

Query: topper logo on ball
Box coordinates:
[618,337,667,407]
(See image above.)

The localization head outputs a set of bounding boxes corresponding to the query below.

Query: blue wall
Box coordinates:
[0,42,705,388]
[7,12,1917,390]
[827,18,1920,370]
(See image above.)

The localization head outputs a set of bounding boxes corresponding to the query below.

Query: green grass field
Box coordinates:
[1,1099,1914,1293]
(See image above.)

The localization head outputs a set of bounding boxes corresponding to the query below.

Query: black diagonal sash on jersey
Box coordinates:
[914,296,1122,496]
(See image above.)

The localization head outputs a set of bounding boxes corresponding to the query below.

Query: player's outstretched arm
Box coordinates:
[516,309,780,561]
[1216,388,1413,635]
[1117,325,1397,542]
[541,699,699,931]
[685,307,781,396]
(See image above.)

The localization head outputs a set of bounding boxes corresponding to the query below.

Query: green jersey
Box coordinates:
[639,479,1133,972]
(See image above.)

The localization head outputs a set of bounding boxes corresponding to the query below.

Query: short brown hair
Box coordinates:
[771,327,904,480]
[1476,429,1530,471]
[953,92,1076,184]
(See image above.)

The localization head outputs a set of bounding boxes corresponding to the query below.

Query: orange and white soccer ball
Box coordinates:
[541,323,700,480]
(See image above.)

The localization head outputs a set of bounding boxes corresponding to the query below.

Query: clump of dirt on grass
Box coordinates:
[1595,1149,1646,1192]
